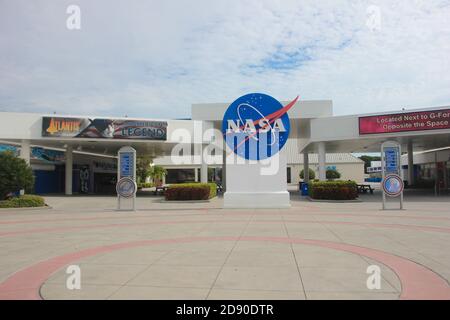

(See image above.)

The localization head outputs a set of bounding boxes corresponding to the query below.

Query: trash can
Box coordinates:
[301,182,309,196]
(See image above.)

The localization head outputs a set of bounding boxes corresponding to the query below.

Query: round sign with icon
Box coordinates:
[382,174,404,197]
[116,177,137,198]
[222,93,298,160]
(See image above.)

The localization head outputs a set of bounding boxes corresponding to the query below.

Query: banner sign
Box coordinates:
[359,109,450,135]
[1,144,65,162]
[31,147,65,163]
[0,144,19,155]
[42,117,167,140]
[93,160,117,172]
[42,117,88,137]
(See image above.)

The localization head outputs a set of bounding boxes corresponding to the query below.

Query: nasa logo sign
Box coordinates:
[116,177,137,198]
[222,93,298,160]
[382,174,404,197]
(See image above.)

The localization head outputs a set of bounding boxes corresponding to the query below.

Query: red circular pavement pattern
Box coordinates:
[0,236,449,300]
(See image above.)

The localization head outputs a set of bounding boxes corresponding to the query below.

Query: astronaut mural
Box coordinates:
[42,117,167,140]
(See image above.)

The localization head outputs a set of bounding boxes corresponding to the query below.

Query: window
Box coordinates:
[287,167,291,183]
[166,169,195,184]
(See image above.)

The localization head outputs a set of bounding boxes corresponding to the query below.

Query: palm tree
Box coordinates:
[136,155,153,183]
[149,165,167,186]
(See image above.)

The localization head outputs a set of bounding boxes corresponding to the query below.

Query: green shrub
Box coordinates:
[165,183,217,201]
[0,195,45,208]
[309,180,358,200]
[326,169,341,180]
[0,151,35,200]
[300,168,315,180]
[137,182,154,189]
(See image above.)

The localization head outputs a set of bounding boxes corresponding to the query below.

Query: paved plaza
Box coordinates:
[1,191,450,300]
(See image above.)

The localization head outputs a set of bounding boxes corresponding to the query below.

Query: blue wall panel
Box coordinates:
[33,169,64,194]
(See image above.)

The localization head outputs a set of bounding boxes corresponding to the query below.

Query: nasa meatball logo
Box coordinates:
[222,93,298,160]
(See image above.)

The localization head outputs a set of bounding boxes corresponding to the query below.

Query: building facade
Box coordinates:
[1,100,450,206]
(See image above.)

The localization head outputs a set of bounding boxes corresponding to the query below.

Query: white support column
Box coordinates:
[303,152,309,182]
[19,140,31,165]
[434,151,439,196]
[194,167,199,182]
[65,145,73,195]
[200,144,208,183]
[222,139,226,191]
[318,142,326,181]
[407,140,414,186]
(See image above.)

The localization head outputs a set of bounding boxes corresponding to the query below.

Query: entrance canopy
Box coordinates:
[302,106,450,154]
[0,112,204,157]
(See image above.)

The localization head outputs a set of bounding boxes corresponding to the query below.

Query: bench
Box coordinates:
[357,184,374,194]
[154,185,169,195]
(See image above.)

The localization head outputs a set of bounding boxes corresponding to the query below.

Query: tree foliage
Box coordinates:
[136,155,153,183]
[149,165,167,185]
[300,168,316,180]
[326,169,341,180]
[0,151,34,200]
[358,155,381,173]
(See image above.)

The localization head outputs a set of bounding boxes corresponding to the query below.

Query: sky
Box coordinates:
[0,0,449,119]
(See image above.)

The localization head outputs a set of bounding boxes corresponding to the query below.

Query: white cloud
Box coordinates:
[0,0,449,118]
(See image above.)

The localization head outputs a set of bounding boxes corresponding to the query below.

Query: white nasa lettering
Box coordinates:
[227,119,240,132]
[258,119,270,132]
[243,119,257,132]
[273,118,286,132]
[227,118,286,133]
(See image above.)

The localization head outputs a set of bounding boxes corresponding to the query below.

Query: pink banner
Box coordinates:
[359,109,450,135]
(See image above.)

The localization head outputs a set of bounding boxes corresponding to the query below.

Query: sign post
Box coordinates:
[117,146,137,211]
[381,141,404,210]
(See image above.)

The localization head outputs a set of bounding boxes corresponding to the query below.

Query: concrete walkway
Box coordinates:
[0,194,449,300]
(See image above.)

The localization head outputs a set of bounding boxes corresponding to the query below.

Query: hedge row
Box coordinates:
[0,195,46,208]
[137,182,154,189]
[165,183,217,201]
[309,180,358,200]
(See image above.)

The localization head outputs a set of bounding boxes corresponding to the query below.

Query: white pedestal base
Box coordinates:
[223,148,289,209]
[224,191,290,208]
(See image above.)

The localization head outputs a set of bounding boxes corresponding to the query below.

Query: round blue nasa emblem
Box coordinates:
[116,177,137,198]
[382,174,404,197]
[222,93,296,160]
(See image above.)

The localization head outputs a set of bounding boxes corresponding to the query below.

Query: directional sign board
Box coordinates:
[117,146,137,211]
[119,152,134,179]
[384,147,399,173]
[381,141,404,210]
